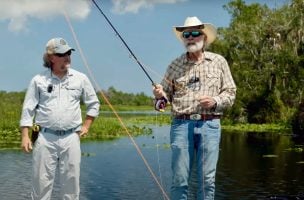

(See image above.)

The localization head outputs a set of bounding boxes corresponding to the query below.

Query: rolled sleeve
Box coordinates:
[82,76,100,118]
[20,78,39,127]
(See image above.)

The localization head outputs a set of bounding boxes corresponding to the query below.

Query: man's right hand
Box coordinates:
[21,127,32,153]
[153,84,164,99]
[21,137,32,153]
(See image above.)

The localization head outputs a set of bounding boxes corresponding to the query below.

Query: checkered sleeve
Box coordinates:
[213,56,236,111]
[160,55,184,102]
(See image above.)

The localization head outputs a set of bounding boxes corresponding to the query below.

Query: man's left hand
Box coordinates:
[78,126,89,137]
[198,95,216,109]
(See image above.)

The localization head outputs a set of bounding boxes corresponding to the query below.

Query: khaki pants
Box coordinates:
[31,131,81,200]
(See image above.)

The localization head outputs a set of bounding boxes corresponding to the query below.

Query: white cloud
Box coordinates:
[111,0,187,14]
[0,0,91,32]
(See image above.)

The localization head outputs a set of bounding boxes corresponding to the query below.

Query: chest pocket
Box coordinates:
[173,76,187,95]
[67,86,82,101]
[205,72,220,88]
[39,85,57,106]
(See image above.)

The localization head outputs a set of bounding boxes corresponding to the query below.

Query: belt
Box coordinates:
[42,127,76,136]
[175,114,221,121]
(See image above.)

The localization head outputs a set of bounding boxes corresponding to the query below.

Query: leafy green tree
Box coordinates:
[211,0,303,124]
[101,86,153,106]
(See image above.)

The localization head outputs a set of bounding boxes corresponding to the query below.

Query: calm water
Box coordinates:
[1,126,304,200]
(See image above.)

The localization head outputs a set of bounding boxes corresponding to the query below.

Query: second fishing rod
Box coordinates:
[91,0,167,112]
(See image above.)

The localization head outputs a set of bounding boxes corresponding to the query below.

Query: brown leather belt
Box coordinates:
[175,114,221,121]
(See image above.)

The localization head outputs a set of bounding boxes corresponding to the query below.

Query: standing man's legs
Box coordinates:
[58,132,81,200]
[170,119,195,200]
[196,119,221,200]
[31,133,58,200]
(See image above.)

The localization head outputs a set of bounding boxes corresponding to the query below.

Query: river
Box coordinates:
[0,126,304,199]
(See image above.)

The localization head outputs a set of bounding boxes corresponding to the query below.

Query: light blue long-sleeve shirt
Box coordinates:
[20,68,100,131]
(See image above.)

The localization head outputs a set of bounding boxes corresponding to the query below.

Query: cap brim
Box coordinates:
[55,47,75,54]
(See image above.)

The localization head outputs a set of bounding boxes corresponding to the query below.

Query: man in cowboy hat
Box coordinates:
[153,16,236,199]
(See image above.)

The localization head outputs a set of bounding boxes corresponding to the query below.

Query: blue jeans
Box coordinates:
[170,118,221,200]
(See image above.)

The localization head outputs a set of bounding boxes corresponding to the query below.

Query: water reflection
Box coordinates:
[217,131,304,199]
[0,127,304,199]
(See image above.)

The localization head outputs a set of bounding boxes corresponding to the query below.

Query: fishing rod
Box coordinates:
[91,0,167,111]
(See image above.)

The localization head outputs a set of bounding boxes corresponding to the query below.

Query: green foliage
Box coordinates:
[84,117,153,140]
[0,91,24,130]
[101,86,153,106]
[223,123,289,133]
[0,89,156,147]
[291,101,304,135]
[210,0,304,124]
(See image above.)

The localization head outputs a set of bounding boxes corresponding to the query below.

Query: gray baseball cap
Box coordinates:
[46,38,75,54]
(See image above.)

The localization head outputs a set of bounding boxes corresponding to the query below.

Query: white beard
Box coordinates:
[184,40,204,53]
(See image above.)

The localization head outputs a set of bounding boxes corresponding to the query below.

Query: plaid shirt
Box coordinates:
[161,51,236,116]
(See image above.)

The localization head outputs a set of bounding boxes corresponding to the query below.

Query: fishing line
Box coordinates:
[91,0,168,112]
[153,111,166,200]
[63,10,170,200]
[91,0,155,86]
[91,0,189,98]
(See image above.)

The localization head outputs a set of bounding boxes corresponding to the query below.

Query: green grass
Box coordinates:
[222,123,291,133]
[0,105,293,149]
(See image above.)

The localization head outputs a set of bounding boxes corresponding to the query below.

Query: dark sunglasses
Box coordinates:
[55,51,72,57]
[182,31,202,39]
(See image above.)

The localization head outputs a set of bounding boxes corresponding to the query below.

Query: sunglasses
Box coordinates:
[182,31,202,39]
[54,51,72,57]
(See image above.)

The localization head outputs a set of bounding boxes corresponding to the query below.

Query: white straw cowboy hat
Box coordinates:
[173,16,217,45]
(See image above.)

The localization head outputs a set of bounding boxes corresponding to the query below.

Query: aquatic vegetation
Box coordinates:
[262,154,278,158]
[222,123,290,133]
[285,147,304,153]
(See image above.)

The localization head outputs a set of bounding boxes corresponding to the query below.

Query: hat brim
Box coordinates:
[56,47,75,54]
[173,23,217,45]
[48,47,75,55]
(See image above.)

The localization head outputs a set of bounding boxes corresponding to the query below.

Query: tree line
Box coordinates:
[209,0,304,127]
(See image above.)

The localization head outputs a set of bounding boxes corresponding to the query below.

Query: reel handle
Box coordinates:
[155,96,168,112]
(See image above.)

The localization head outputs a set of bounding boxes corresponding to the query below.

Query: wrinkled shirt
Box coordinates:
[161,51,236,116]
[20,68,100,130]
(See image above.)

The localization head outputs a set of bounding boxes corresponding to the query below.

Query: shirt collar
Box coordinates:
[48,68,73,80]
[182,52,213,65]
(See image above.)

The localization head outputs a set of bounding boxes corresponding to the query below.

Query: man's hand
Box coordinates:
[21,127,32,153]
[21,137,32,153]
[78,126,89,137]
[78,115,95,137]
[153,84,165,99]
[198,95,216,109]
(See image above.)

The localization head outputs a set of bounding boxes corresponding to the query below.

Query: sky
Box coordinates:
[0,0,290,96]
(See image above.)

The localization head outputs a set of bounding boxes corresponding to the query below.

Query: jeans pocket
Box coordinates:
[206,119,220,129]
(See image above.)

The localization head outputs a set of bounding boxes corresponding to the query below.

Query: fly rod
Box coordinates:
[91,0,155,85]
[91,0,167,111]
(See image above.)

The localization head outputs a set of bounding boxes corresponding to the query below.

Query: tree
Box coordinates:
[211,0,303,123]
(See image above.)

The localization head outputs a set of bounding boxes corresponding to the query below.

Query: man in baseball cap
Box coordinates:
[20,37,100,200]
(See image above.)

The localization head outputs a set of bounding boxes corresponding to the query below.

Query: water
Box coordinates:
[0,126,304,199]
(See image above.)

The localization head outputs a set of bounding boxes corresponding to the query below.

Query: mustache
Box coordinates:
[186,42,196,46]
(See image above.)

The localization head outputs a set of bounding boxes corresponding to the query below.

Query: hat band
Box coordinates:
[176,24,204,32]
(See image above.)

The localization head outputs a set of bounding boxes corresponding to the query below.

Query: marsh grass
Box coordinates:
[0,101,291,149]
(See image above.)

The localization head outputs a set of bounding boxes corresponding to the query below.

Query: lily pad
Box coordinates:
[262,154,278,158]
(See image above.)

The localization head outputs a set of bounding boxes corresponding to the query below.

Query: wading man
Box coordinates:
[20,37,100,200]
[153,17,236,200]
